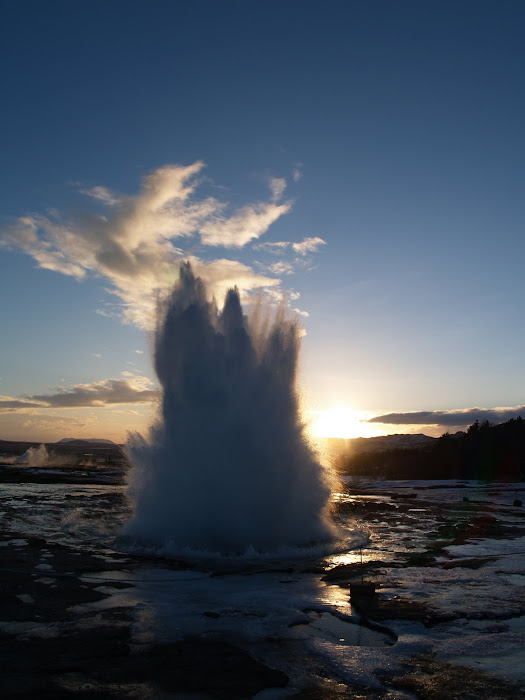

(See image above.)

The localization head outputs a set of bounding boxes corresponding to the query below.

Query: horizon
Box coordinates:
[2,418,521,448]
[1,1,524,443]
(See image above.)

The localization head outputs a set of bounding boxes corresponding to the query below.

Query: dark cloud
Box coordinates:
[368,407,525,426]
[0,399,45,412]
[31,378,158,408]
[0,378,158,413]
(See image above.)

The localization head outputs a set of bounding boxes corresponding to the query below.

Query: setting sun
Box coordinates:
[308,406,378,439]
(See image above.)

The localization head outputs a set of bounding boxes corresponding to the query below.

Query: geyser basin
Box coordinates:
[125,263,336,555]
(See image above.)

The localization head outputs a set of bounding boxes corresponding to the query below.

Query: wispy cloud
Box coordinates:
[368,406,525,427]
[2,216,87,279]
[79,185,122,206]
[269,177,287,201]
[21,414,89,432]
[267,261,295,275]
[253,240,291,253]
[253,235,327,290]
[254,236,326,257]
[200,201,291,247]
[292,236,326,255]
[1,163,292,328]
[293,308,310,317]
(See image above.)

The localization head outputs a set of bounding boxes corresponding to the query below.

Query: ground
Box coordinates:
[1,465,524,698]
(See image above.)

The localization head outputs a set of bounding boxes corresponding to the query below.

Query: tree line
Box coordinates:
[335,417,525,480]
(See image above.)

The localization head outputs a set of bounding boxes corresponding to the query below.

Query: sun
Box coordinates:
[308,405,373,440]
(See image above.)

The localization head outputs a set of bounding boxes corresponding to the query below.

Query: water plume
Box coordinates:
[125,262,336,555]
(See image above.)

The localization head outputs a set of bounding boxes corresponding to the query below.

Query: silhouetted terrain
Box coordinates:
[335,418,525,481]
[0,438,124,463]
[56,437,117,445]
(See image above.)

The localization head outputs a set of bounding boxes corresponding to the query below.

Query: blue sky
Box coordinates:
[1,0,524,442]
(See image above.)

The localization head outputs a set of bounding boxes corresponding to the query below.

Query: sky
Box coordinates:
[1,0,524,443]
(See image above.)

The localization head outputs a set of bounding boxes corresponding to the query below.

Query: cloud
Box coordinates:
[23,414,88,426]
[91,353,102,358]
[253,235,327,292]
[199,201,292,247]
[267,261,295,275]
[292,236,326,255]
[188,257,280,306]
[269,177,287,201]
[293,308,310,317]
[79,186,122,206]
[0,378,159,413]
[1,216,87,279]
[253,240,291,253]
[21,415,89,431]
[134,349,144,354]
[0,395,45,412]
[368,406,525,427]
[254,236,326,258]
[30,377,158,408]
[95,307,119,320]
[1,163,291,328]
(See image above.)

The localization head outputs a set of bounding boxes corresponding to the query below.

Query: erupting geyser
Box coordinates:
[125,263,336,555]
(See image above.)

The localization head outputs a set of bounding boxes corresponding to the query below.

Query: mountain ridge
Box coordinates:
[56,438,116,445]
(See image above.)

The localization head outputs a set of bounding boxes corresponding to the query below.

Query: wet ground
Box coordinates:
[1,466,524,698]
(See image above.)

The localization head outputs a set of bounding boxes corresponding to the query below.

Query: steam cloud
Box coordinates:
[125,263,336,555]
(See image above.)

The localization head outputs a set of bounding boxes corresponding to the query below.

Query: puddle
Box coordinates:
[0,620,61,639]
[294,612,394,647]
[0,538,28,547]
[446,647,525,684]
[501,573,525,586]
[505,615,525,633]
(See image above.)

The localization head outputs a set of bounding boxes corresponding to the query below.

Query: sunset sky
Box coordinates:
[1,0,524,443]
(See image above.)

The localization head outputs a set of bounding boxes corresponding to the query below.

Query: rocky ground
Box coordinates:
[1,468,525,698]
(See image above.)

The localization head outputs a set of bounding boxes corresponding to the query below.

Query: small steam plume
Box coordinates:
[16,444,51,467]
[125,262,336,555]
[1,444,71,467]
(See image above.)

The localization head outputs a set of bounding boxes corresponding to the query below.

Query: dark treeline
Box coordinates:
[336,417,525,480]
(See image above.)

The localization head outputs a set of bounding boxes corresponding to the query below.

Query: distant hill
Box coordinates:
[56,438,116,445]
[323,433,438,457]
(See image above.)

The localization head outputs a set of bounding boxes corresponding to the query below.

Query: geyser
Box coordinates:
[16,444,50,467]
[125,263,335,555]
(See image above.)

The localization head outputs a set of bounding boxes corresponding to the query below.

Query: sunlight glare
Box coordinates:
[309,406,372,439]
